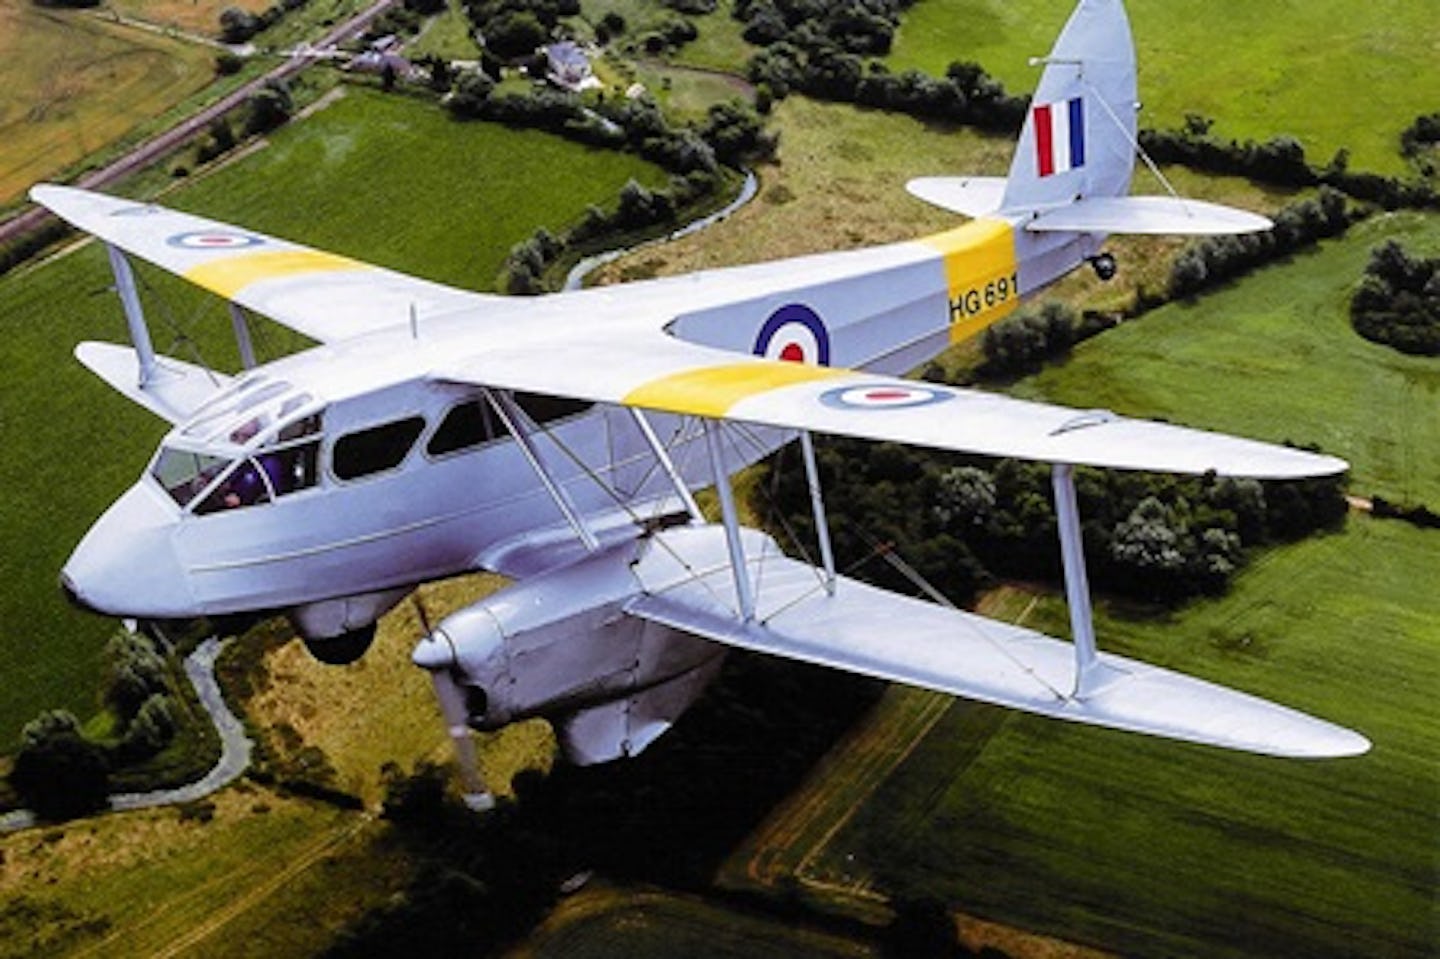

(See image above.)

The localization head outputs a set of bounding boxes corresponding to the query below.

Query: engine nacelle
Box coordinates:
[412,538,722,763]
[288,587,411,664]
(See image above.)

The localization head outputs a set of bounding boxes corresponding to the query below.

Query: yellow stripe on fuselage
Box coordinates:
[623,361,848,418]
[920,217,1019,344]
[183,249,370,300]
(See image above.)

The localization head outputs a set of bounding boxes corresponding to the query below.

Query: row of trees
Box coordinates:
[1350,240,1440,355]
[1141,115,1438,210]
[487,98,775,292]
[730,0,1025,131]
[1168,186,1353,298]
[760,440,1346,608]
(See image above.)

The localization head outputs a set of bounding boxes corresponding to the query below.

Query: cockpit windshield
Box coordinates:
[152,448,231,508]
[151,376,325,514]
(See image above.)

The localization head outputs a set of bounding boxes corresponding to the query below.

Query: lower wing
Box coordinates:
[627,527,1368,758]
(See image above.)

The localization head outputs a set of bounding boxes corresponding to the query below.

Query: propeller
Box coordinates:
[411,599,495,813]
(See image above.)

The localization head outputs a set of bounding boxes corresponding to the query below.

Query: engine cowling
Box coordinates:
[411,538,722,763]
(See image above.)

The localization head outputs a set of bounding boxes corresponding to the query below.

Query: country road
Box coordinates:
[0,0,397,249]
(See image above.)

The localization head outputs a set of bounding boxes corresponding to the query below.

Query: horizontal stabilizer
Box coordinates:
[1023,196,1273,235]
[906,176,1008,217]
[627,527,1369,759]
[76,341,232,424]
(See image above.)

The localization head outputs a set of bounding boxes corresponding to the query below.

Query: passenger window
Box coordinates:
[514,392,592,426]
[427,400,499,457]
[332,416,425,480]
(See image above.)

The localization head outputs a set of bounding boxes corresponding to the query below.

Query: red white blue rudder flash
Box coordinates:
[1034,97,1086,177]
[1001,0,1136,213]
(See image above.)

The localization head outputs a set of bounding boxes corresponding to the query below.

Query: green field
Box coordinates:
[829,516,1439,957]
[0,0,216,204]
[0,87,668,746]
[889,0,1436,177]
[1014,211,1440,508]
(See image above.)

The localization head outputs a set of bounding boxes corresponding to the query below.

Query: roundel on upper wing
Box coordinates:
[819,383,955,411]
[166,230,265,250]
[753,303,831,366]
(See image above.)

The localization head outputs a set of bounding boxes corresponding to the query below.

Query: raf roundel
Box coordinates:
[753,303,832,366]
[820,383,955,411]
[166,230,265,251]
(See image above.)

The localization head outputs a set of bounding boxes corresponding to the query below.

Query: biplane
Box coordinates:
[37,0,1367,811]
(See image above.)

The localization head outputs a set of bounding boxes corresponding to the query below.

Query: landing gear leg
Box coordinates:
[1089,252,1117,281]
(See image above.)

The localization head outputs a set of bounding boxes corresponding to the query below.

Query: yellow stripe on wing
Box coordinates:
[920,217,1020,344]
[623,361,848,418]
[183,249,370,300]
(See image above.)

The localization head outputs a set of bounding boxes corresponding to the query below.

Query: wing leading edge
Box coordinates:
[31,184,502,344]
[628,527,1369,759]
[436,332,1345,479]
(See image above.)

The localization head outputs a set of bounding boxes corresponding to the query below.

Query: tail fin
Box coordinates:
[908,0,1271,236]
[1000,0,1137,213]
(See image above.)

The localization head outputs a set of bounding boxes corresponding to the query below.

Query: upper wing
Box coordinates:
[436,330,1345,479]
[31,184,501,343]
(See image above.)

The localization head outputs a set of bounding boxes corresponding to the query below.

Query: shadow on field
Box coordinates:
[323,654,883,957]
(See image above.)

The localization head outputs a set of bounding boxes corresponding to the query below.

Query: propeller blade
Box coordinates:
[414,617,496,813]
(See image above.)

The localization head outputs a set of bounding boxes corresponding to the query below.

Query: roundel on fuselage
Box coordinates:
[753,303,831,366]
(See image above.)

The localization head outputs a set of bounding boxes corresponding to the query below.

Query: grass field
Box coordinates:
[518,883,878,959]
[828,515,1439,958]
[0,788,410,957]
[888,0,1436,177]
[112,0,271,37]
[1015,210,1440,508]
[0,0,216,204]
[0,86,668,747]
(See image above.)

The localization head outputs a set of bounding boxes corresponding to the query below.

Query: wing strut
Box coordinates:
[485,389,600,553]
[104,244,158,387]
[630,409,705,523]
[704,420,755,621]
[799,431,837,595]
[229,303,257,370]
[1051,463,1120,698]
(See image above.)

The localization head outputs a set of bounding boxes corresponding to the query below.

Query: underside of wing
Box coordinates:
[435,331,1345,479]
[1023,195,1273,235]
[31,185,500,343]
[627,528,1368,759]
[75,341,232,423]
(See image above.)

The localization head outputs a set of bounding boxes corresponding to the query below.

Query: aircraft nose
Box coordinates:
[59,571,98,614]
[61,482,192,618]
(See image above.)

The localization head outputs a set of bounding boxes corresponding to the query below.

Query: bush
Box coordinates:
[244,81,293,136]
[1349,240,1440,355]
[9,713,110,821]
[218,5,261,43]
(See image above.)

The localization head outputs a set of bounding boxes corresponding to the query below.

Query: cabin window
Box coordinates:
[152,448,230,508]
[427,400,501,458]
[194,457,275,514]
[332,416,425,480]
[514,392,593,426]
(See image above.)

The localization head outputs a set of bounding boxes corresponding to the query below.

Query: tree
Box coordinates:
[486,11,546,59]
[218,5,261,43]
[9,712,110,821]
[244,81,293,136]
